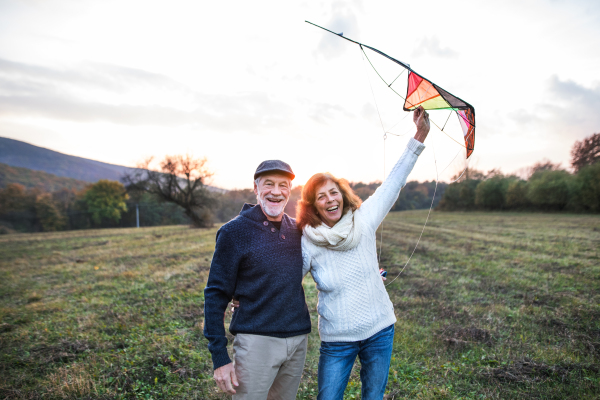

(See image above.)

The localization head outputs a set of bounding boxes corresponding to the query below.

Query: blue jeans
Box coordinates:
[317,324,394,400]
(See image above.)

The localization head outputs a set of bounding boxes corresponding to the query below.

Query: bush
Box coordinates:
[437,179,480,211]
[0,184,38,231]
[393,181,446,211]
[121,193,190,227]
[0,225,15,235]
[505,180,530,210]
[213,189,257,222]
[35,194,66,231]
[574,162,600,212]
[526,170,573,211]
[83,180,128,226]
[475,177,514,210]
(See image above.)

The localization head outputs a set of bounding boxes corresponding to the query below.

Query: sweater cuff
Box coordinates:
[211,349,232,371]
[407,137,426,156]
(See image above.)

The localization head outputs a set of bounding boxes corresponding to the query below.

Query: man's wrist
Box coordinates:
[211,351,232,371]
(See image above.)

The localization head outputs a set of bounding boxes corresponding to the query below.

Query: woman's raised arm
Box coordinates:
[359,107,430,231]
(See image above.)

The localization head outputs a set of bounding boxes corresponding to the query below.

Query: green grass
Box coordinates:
[1,211,599,399]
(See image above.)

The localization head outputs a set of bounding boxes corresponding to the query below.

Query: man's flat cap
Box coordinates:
[254,160,295,180]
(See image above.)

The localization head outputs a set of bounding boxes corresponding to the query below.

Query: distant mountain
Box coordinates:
[0,162,89,192]
[0,137,132,182]
[0,137,227,193]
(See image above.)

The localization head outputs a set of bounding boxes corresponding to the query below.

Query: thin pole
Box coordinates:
[136,204,139,228]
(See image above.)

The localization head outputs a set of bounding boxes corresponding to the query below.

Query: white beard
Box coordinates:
[258,195,287,218]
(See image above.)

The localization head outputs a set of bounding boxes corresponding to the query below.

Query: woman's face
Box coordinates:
[314,180,344,227]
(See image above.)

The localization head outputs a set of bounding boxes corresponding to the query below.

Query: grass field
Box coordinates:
[1,211,599,399]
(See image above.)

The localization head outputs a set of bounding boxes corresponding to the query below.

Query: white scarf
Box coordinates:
[303,209,363,251]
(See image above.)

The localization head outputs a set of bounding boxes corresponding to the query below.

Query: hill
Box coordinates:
[0,137,132,182]
[0,162,89,192]
[0,137,227,193]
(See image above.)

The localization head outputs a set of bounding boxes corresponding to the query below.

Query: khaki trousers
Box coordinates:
[232,333,308,400]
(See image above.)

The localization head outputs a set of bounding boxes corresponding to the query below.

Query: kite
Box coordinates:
[306,21,476,158]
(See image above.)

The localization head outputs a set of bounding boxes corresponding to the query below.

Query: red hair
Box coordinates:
[296,173,362,231]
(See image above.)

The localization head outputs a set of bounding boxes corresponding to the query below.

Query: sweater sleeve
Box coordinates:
[360,138,426,232]
[203,227,241,370]
[301,237,312,278]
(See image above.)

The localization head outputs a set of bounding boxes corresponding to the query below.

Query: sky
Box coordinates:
[0,0,599,189]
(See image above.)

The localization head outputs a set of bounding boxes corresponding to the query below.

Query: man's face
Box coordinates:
[254,173,291,220]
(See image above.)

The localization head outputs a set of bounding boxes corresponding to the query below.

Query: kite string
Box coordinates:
[361,46,470,149]
[441,110,453,131]
[388,68,407,88]
[359,43,432,279]
[358,45,387,264]
[358,44,469,285]
[384,146,471,286]
[385,149,438,286]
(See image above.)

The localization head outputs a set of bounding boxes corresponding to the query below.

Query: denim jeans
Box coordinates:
[317,324,394,400]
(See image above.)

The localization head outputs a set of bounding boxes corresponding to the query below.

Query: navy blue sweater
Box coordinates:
[203,203,311,370]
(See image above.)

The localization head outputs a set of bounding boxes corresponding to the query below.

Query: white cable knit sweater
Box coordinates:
[302,138,426,342]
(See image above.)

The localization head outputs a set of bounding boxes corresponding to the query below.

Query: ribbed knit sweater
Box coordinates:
[204,204,311,370]
[302,138,425,342]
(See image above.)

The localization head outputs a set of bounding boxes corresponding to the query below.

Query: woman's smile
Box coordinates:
[315,180,344,227]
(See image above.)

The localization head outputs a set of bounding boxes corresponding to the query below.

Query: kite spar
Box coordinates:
[306,20,476,158]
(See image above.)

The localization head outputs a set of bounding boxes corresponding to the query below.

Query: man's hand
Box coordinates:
[214,362,238,394]
[413,106,430,143]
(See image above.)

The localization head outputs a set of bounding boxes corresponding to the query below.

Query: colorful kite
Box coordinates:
[306,21,476,158]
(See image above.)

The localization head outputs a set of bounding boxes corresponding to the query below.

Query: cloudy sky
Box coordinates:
[1,0,599,189]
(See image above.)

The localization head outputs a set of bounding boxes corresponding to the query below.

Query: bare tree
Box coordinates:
[451,166,486,182]
[571,133,600,172]
[529,159,563,175]
[123,155,216,228]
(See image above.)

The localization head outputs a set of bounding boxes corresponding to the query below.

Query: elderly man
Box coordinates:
[203,160,311,399]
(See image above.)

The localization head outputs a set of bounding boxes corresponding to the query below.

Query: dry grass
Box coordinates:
[1,212,599,399]
[43,362,98,398]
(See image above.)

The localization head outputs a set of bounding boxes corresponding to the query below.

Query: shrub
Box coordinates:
[82,180,128,226]
[526,170,573,211]
[475,177,514,210]
[505,180,530,210]
[574,162,600,212]
[0,184,38,231]
[35,194,66,231]
[437,179,480,211]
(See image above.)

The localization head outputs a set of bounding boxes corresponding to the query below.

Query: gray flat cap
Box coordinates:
[254,160,295,180]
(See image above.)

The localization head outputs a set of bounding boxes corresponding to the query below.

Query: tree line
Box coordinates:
[0,154,448,233]
[0,181,189,234]
[1,132,596,233]
[437,133,600,212]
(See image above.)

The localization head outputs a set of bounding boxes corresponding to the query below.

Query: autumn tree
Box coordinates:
[82,180,128,225]
[123,155,216,228]
[0,183,37,231]
[571,133,600,172]
[35,193,66,231]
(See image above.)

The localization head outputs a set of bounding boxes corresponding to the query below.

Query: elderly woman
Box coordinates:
[296,106,430,400]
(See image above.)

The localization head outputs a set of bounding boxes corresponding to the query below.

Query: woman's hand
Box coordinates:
[413,106,430,143]
[230,299,239,313]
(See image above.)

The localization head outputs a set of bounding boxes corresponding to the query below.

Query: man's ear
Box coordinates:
[253,181,259,196]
